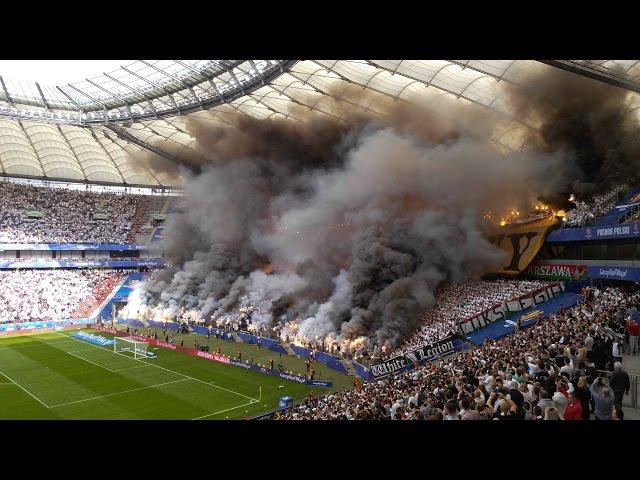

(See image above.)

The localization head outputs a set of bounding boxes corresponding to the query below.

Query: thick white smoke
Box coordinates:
[127,79,562,354]
[131,121,565,353]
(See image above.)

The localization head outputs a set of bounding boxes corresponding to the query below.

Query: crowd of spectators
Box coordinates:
[395,279,551,356]
[0,268,130,323]
[0,182,160,243]
[565,184,628,227]
[623,208,640,224]
[278,286,637,420]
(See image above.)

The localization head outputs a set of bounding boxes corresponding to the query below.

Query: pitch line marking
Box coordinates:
[0,339,77,352]
[0,365,50,408]
[65,350,120,372]
[192,399,259,420]
[58,332,259,403]
[112,364,153,372]
[49,378,190,408]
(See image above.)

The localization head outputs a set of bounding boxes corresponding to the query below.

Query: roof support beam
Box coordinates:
[445,60,518,85]
[173,60,225,103]
[34,83,51,110]
[120,65,182,114]
[226,68,245,94]
[56,86,85,112]
[538,60,640,94]
[248,60,266,86]
[103,72,160,118]
[56,125,89,181]
[17,120,46,177]
[0,76,13,105]
[89,129,134,185]
[139,61,202,107]
[65,84,105,108]
[103,123,194,172]
[84,78,133,121]
[65,84,111,124]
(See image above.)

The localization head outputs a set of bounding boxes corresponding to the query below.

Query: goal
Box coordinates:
[114,337,149,359]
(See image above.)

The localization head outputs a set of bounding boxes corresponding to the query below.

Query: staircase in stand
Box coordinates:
[341,359,358,376]
[282,344,297,356]
[230,332,244,343]
[70,273,125,319]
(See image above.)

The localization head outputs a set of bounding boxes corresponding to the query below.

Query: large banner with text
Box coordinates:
[524,263,588,281]
[489,215,559,275]
[369,336,467,380]
[546,221,640,242]
[458,282,565,334]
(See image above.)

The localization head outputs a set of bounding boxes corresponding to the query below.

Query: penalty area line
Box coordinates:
[192,399,259,420]
[0,366,50,408]
[48,378,190,408]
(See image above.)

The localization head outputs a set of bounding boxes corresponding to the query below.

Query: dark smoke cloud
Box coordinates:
[129,90,566,350]
[505,63,640,198]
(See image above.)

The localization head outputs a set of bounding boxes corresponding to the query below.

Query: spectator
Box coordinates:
[589,378,615,420]
[563,392,583,420]
[626,318,639,355]
[574,376,592,420]
[609,362,630,411]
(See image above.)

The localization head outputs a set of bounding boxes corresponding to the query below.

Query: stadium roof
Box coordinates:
[1,60,639,188]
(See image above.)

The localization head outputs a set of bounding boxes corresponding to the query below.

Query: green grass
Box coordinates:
[0,329,352,420]
[119,325,350,385]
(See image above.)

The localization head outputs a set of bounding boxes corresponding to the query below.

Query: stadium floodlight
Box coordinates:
[114,337,149,359]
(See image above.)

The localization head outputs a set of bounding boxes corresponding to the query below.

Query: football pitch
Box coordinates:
[0,329,348,419]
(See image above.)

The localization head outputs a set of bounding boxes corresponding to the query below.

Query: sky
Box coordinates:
[0,60,133,85]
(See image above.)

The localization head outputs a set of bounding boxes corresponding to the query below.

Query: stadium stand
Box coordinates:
[565,184,629,227]
[278,286,635,420]
[0,182,166,244]
[0,268,132,323]
[395,279,552,357]
[127,195,166,243]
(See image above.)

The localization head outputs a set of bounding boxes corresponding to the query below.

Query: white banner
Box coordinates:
[458,282,565,334]
[505,282,565,312]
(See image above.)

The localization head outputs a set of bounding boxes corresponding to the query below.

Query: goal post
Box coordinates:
[114,337,149,359]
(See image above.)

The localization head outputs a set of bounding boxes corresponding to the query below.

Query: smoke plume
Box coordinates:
[128,64,640,352]
[506,62,640,199]
[129,80,570,352]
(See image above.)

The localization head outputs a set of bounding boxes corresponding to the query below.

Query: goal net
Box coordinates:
[114,337,149,359]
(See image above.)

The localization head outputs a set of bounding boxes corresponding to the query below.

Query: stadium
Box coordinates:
[0,59,639,421]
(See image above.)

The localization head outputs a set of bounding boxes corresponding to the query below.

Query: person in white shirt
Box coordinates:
[552,390,568,417]
[612,340,623,363]
[444,401,460,420]
[560,357,574,378]
[584,334,594,352]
